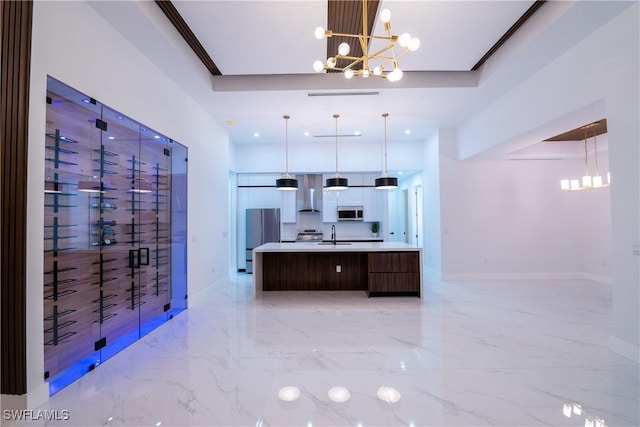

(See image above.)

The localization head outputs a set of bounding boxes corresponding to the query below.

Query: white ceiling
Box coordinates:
[173,1,533,74]
[88,0,626,159]
[168,0,537,146]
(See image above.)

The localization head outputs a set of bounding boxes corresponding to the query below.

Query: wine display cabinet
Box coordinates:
[44,78,186,387]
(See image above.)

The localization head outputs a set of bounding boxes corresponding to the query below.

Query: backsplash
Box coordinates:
[282,218,380,241]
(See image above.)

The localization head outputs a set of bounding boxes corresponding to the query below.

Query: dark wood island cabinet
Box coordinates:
[367,252,420,296]
[254,242,422,297]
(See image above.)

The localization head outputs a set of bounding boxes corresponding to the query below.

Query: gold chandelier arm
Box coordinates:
[325,32,398,43]
[593,127,600,176]
[583,131,589,177]
[366,44,396,60]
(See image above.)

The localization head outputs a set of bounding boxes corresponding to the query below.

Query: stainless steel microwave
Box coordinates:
[337,206,364,221]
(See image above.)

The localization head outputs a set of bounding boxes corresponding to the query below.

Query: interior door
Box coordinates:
[96,108,146,351]
[138,127,172,334]
[388,189,409,243]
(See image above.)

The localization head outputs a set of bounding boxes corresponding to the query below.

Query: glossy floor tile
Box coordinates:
[5,275,638,426]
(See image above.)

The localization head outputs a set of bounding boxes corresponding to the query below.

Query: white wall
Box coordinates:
[421,131,443,278]
[438,156,611,280]
[453,3,638,359]
[233,139,424,174]
[13,0,230,407]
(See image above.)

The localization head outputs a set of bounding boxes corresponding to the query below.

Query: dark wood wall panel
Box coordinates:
[1,0,33,395]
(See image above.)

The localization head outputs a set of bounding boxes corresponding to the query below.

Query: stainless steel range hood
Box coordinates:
[297,174,322,213]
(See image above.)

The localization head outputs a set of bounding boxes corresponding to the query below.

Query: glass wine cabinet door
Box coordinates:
[44,78,184,389]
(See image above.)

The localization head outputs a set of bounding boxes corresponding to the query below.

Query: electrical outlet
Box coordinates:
[336,265,341,273]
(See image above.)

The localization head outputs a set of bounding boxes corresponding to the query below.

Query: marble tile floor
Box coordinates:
[6,274,639,427]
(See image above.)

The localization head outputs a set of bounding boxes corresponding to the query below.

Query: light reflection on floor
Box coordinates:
[6,274,638,426]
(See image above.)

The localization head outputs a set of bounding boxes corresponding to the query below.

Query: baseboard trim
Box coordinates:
[1,382,50,411]
[422,266,442,281]
[609,336,640,363]
[441,272,612,284]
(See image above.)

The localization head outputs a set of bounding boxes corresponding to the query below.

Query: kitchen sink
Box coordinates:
[317,241,352,245]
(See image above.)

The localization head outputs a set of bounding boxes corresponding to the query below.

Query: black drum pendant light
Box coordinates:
[326,114,348,190]
[375,113,398,189]
[276,114,298,191]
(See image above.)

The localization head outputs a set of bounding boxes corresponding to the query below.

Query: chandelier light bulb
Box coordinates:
[582,175,593,188]
[388,68,403,82]
[362,69,370,78]
[560,179,570,191]
[315,26,326,39]
[570,179,580,190]
[327,57,337,68]
[593,175,603,187]
[338,42,350,56]
[344,69,354,79]
[573,404,582,415]
[313,60,325,73]
[373,66,383,76]
[408,37,421,51]
[379,8,391,23]
[398,33,411,48]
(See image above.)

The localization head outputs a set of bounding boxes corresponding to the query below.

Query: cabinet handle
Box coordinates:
[139,247,150,266]
[129,250,136,269]
[129,248,149,268]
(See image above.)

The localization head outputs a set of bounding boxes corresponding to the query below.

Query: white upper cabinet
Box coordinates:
[363,187,381,222]
[281,190,297,223]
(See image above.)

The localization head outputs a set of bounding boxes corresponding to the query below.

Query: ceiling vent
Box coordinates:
[307,91,380,97]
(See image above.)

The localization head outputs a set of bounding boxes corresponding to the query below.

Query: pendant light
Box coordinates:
[276,114,298,190]
[559,121,610,192]
[326,113,348,190]
[375,113,398,189]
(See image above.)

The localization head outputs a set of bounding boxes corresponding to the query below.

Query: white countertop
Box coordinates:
[254,242,421,252]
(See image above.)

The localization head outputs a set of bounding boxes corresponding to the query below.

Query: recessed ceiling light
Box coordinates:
[354,131,361,136]
[108,136,114,140]
[405,129,411,135]
[304,131,310,136]
[254,132,260,137]
[154,135,160,139]
[82,98,90,103]
[226,120,235,126]
[116,115,124,120]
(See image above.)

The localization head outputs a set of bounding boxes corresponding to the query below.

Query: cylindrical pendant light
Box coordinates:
[375,113,398,189]
[276,114,298,190]
[326,114,348,190]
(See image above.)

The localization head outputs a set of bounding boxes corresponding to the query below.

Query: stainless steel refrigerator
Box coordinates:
[245,208,281,274]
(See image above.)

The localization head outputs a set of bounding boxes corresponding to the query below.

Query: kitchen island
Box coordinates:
[252,242,422,297]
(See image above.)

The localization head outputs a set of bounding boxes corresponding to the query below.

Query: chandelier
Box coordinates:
[313,0,420,82]
[560,122,611,191]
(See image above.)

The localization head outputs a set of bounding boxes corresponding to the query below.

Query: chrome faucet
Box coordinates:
[331,225,336,245]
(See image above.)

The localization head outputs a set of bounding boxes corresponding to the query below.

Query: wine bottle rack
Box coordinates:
[43,84,176,387]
